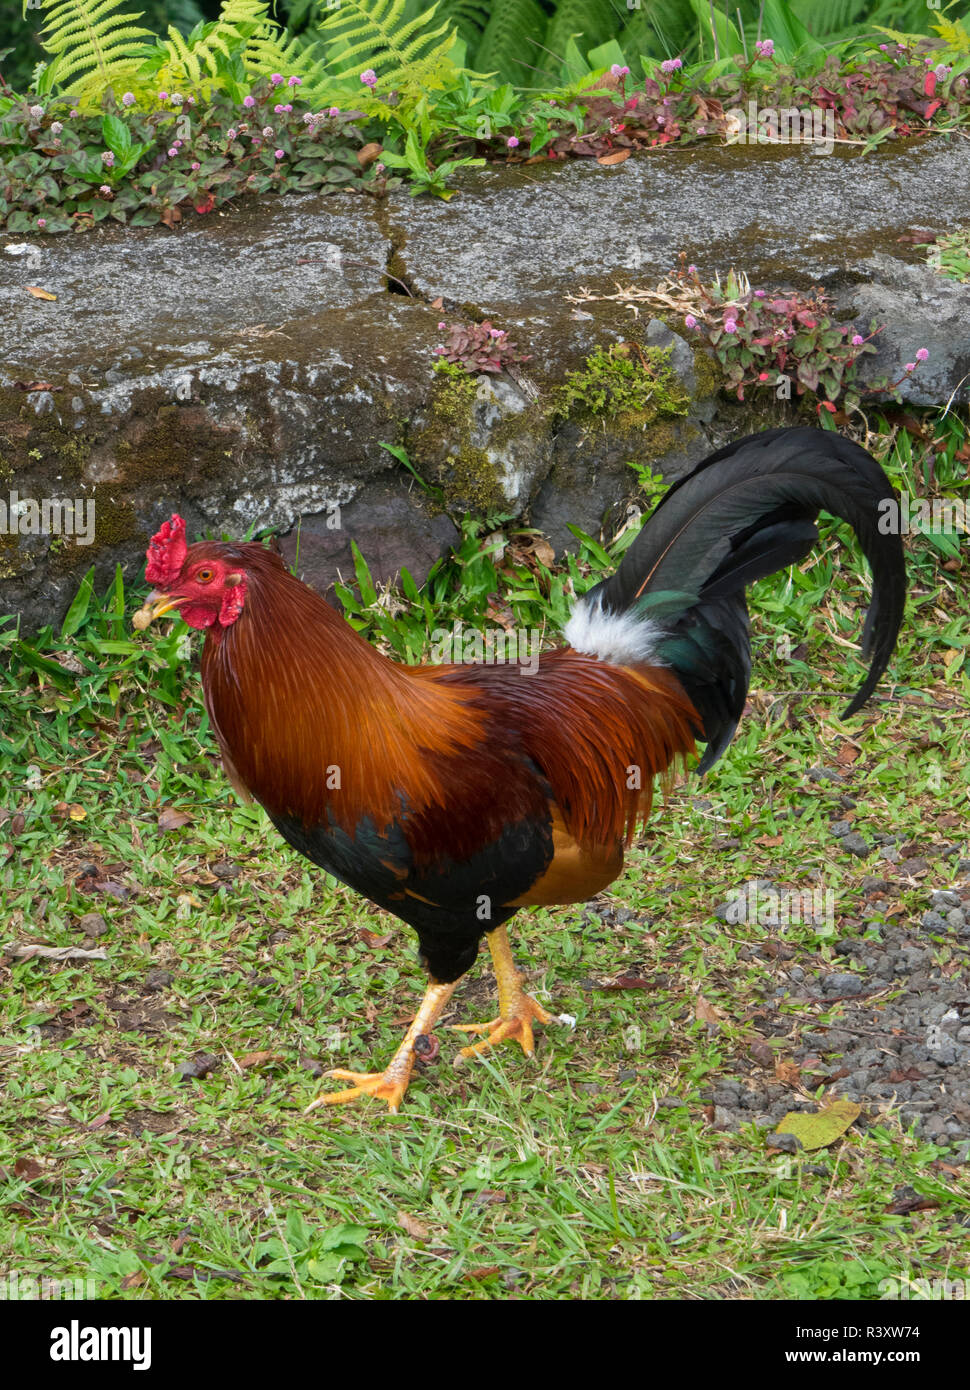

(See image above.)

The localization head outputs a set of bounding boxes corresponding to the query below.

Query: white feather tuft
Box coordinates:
[563,592,663,667]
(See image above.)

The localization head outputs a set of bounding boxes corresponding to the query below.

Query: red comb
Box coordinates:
[145,513,187,587]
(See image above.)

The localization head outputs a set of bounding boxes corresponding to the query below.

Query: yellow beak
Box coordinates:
[132,591,186,631]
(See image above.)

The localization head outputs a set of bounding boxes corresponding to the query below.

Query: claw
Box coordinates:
[452,992,554,1059]
[305,1067,409,1114]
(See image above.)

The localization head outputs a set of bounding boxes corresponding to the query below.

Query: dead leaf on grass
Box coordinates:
[7,944,107,962]
[775,1099,861,1151]
[396,1210,431,1241]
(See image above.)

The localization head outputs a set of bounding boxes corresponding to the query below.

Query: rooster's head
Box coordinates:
[133,514,248,631]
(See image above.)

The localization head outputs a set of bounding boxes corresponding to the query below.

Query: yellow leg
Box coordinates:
[452,925,557,1059]
[305,980,455,1115]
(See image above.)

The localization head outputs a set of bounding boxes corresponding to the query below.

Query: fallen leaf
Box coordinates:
[160,206,182,230]
[13,1157,44,1182]
[236,1051,283,1070]
[357,928,393,949]
[14,381,55,392]
[694,995,723,1027]
[597,973,652,990]
[86,1111,112,1130]
[748,1040,774,1069]
[886,1194,940,1216]
[25,285,57,301]
[194,191,215,215]
[396,1210,431,1241]
[774,1058,801,1085]
[357,141,383,167]
[775,1099,861,1151]
[6,944,107,962]
[90,880,131,902]
[158,807,192,831]
[596,148,631,166]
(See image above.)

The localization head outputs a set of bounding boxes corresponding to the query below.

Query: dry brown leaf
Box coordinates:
[596,148,631,166]
[357,928,394,949]
[236,1051,283,1070]
[13,1157,44,1182]
[158,807,192,831]
[396,1210,431,1241]
[25,285,57,301]
[357,141,383,167]
[7,944,107,962]
[694,995,723,1027]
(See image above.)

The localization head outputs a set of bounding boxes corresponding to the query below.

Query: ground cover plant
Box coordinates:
[1,409,967,1300]
[1,0,969,229]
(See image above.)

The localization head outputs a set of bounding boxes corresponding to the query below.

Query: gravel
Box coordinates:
[686,861,970,1149]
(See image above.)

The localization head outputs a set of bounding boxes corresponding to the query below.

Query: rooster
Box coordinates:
[134,427,905,1112]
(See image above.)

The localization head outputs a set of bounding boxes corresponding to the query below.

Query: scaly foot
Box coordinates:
[304,979,456,1115]
[453,990,554,1058]
[305,1066,410,1114]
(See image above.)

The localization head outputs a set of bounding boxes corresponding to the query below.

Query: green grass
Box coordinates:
[1,412,968,1300]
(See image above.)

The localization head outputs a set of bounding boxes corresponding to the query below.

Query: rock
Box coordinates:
[280,483,459,602]
[823,972,864,995]
[74,911,108,937]
[808,765,842,783]
[2,142,970,631]
[861,876,889,893]
[922,910,948,931]
[947,908,967,930]
[931,890,961,909]
[144,968,174,992]
[840,833,871,858]
[766,1132,802,1153]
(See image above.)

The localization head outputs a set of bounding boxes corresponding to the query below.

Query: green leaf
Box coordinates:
[585,38,629,72]
[776,1099,861,1151]
[102,113,132,159]
[61,567,95,638]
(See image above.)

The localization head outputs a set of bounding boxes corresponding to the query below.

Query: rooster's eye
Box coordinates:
[197,568,214,583]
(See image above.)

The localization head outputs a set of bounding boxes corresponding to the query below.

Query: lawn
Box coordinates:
[1,410,968,1301]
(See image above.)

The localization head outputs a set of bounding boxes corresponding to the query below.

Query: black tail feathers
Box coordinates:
[586,427,906,772]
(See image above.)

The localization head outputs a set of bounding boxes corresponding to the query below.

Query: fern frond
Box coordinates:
[36,0,155,105]
[473,0,548,82]
[315,0,458,91]
[244,27,329,98]
[543,0,620,74]
[154,0,275,89]
[434,0,490,49]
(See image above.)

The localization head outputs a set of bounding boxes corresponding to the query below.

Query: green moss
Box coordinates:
[691,345,724,399]
[409,371,503,512]
[553,343,690,427]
